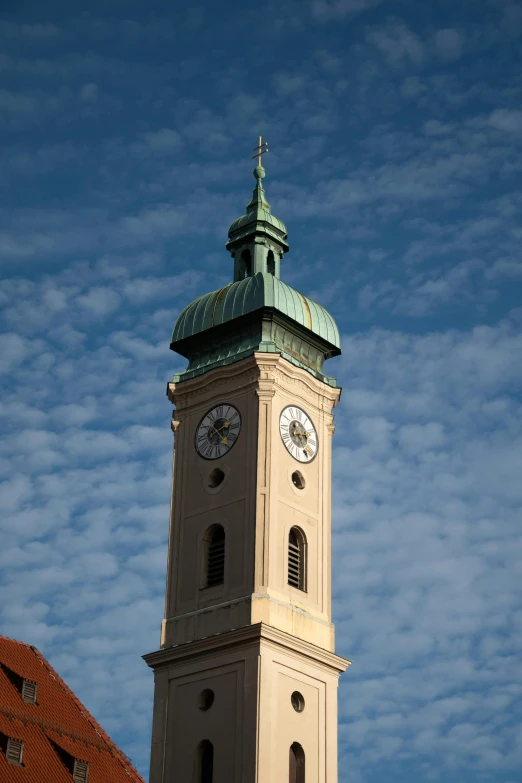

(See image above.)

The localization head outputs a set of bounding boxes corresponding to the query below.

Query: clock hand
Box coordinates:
[209,420,231,437]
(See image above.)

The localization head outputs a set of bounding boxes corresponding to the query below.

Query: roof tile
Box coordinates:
[0,636,145,783]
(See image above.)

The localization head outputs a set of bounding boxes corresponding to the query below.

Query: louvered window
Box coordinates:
[240,249,252,279]
[289,742,305,783]
[22,678,38,704]
[205,526,225,588]
[6,737,24,765]
[288,528,306,591]
[73,759,90,783]
[50,738,88,780]
[196,740,214,783]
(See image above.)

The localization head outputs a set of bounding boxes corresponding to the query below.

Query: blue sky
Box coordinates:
[1,0,521,780]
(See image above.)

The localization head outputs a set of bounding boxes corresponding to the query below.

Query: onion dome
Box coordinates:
[170,158,341,387]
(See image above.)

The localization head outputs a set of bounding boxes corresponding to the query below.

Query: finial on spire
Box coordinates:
[252,136,268,168]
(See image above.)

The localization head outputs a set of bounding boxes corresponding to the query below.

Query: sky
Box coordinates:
[0,0,521,781]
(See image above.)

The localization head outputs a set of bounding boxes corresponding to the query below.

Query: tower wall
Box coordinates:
[145,624,345,783]
[144,161,350,783]
[161,354,340,651]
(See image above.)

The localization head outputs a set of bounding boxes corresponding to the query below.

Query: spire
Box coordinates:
[245,165,271,214]
[226,138,289,282]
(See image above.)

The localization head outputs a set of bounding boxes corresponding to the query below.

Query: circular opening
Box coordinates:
[291,691,305,713]
[291,470,305,490]
[208,468,225,489]
[198,689,215,711]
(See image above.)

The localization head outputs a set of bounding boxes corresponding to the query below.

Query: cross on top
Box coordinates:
[252,136,268,167]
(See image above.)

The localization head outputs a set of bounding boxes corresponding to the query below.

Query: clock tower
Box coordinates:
[143,154,350,783]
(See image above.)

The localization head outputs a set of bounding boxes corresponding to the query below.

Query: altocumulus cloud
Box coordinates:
[1,0,521,781]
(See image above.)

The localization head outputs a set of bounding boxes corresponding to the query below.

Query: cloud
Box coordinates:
[79,82,98,101]
[367,22,425,67]
[0,22,61,39]
[434,28,464,60]
[132,128,183,157]
[310,0,385,20]
[484,257,522,279]
[332,315,522,779]
[1,4,522,781]
[122,271,202,304]
[76,286,122,316]
[488,108,522,132]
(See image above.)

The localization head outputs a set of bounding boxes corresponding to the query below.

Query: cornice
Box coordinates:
[167,355,261,408]
[168,353,341,411]
[143,622,350,675]
[255,353,341,407]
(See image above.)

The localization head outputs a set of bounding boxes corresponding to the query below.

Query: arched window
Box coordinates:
[267,250,275,276]
[195,740,213,783]
[289,742,305,783]
[239,249,252,279]
[288,528,307,591]
[203,525,225,588]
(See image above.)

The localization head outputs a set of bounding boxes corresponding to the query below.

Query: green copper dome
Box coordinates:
[172,273,340,349]
[169,158,341,386]
[227,165,288,250]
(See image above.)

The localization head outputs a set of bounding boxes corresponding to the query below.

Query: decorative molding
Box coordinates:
[143,622,351,675]
[168,353,339,412]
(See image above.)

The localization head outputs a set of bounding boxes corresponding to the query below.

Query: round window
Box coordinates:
[291,471,305,489]
[208,468,225,488]
[291,691,305,712]
[198,689,215,711]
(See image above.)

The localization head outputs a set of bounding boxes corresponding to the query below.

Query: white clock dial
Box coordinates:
[195,403,241,460]
[279,406,318,463]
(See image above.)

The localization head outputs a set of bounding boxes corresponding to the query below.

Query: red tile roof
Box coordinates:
[0,635,145,783]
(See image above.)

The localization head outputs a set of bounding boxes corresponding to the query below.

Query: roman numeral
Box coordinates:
[216,406,223,418]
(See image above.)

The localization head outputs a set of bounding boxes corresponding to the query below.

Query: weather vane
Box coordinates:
[252,136,268,167]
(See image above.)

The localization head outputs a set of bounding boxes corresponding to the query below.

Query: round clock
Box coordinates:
[279,406,318,463]
[195,403,242,460]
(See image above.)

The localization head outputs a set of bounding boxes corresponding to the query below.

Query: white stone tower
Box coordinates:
[144,148,350,783]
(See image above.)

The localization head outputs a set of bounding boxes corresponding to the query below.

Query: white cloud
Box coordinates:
[311,0,384,20]
[488,108,522,132]
[1,6,522,781]
[435,28,464,60]
[76,286,122,315]
[79,82,98,101]
[122,271,202,304]
[140,128,181,152]
[0,22,61,39]
[367,22,425,67]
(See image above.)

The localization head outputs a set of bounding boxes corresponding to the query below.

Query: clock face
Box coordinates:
[195,403,242,460]
[279,406,318,463]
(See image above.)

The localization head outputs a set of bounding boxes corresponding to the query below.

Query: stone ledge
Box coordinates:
[143,621,350,676]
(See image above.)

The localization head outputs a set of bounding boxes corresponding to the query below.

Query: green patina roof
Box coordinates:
[169,160,341,386]
[171,272,340,350]
[226,165,288,250]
